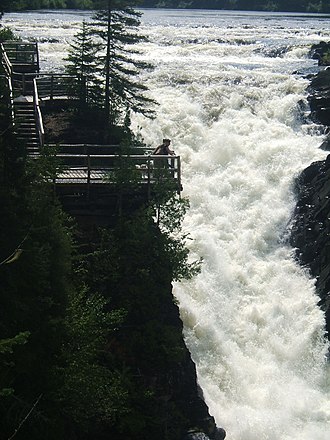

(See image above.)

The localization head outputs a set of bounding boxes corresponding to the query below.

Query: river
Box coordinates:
[3,8,330,440]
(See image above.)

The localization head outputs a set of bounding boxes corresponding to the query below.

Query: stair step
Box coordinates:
[15,111,35,116]
[15,113,35,118]
[14,106,34,110]
[15,120,35,124]
[17,136,38,141]
[17,132,37,136]
[18,126,37,130]
[14,103,34,108]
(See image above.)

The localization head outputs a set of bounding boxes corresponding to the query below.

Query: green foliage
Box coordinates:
[0,34,201,438]
[90,1,157,126]
[63,1,157,133]
[149,178,202,281]
[0,332,30,397]
[0,332,30,356]
[0,27,17,43]
[321,49,330,65]
[65,20,103,108]
[78,201,197,438]
[53,286,128,428]
[0,132,72,438]
[155,195,202,281]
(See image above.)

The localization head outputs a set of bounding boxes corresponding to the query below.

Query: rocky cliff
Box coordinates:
[290,48,330,341]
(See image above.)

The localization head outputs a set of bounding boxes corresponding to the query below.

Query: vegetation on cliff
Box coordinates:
[0,74,205,440]
[0,6,219,439]
[64,1,156,142]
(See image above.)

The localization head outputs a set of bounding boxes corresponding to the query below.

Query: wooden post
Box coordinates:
[147,155,151,201]
[35,42,40,72]
[87,153,91,201]
[177,156,182,194]
[170,156,175,178]
[22,73,26,95]
[50,75,54,102]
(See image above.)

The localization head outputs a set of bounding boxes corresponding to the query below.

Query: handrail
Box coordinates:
[0,74,15,126]
[47,143,151,153]
[1,43,13,76]
[55,154,178,160]
[7,75,15,125]
[48,143,121,148]
[54,154,182,193]
[33,78,44,148]
[2,41,182,195]
[3,40,37,48]
[36,74,80,100]
[2,41,39,71]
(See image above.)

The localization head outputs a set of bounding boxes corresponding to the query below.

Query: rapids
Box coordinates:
[4,9,330,440]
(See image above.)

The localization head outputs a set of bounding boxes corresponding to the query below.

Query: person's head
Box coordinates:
[163,138,171,146]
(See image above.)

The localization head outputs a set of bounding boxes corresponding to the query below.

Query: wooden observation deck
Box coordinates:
[1,41,182,216]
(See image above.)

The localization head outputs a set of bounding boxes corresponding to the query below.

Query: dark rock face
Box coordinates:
[184,427,226,440]
[77,220,226,440]
[308,69,330,126]
[290,65,330,340]
[290,157,330,338]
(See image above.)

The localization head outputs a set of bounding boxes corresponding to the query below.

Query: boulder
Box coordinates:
[310,41,330,65]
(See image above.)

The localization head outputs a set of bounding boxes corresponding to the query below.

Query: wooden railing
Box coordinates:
[36,74,78,100]
[33,78,45,148]
[54,153,182,194]
[1,43,182,195]
[49,143,153,156]
[2,41,39,71]
[8,73,83,100]
[7,75,15,125]
[0,74,14,126]
[1,43,13,76]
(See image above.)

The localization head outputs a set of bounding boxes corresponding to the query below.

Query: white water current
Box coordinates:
[4,9,330,440]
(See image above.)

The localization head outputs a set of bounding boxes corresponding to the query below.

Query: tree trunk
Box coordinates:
[104,0,112,140]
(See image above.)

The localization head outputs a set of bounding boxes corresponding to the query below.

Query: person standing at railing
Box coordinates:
[153,138,175,156]
[153,138,175,172]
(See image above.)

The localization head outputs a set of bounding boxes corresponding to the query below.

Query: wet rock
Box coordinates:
[290,50,330,340]
[183,427,226,440]
[290,156,330,339]
[184,432,211,440]
[308,70,330,126]
[310,41,330,65]
[320,136,330,151]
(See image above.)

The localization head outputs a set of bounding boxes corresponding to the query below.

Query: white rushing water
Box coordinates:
[4,9,330,440]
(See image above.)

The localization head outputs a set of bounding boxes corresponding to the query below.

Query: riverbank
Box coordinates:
[3,1,330,14]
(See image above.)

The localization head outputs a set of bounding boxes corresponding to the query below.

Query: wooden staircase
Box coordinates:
[1,41,183,202]
[1,41,41,155]
[14,99,39,155]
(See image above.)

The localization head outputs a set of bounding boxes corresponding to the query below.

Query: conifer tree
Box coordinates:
[65,20,103,108]
[90,0,157,127]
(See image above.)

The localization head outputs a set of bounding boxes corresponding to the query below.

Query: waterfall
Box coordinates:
[5,9,330,439]
[132,10,330,440]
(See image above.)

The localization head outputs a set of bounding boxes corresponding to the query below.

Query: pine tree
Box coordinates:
[91,0,157,128]
[65,20,103,108]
